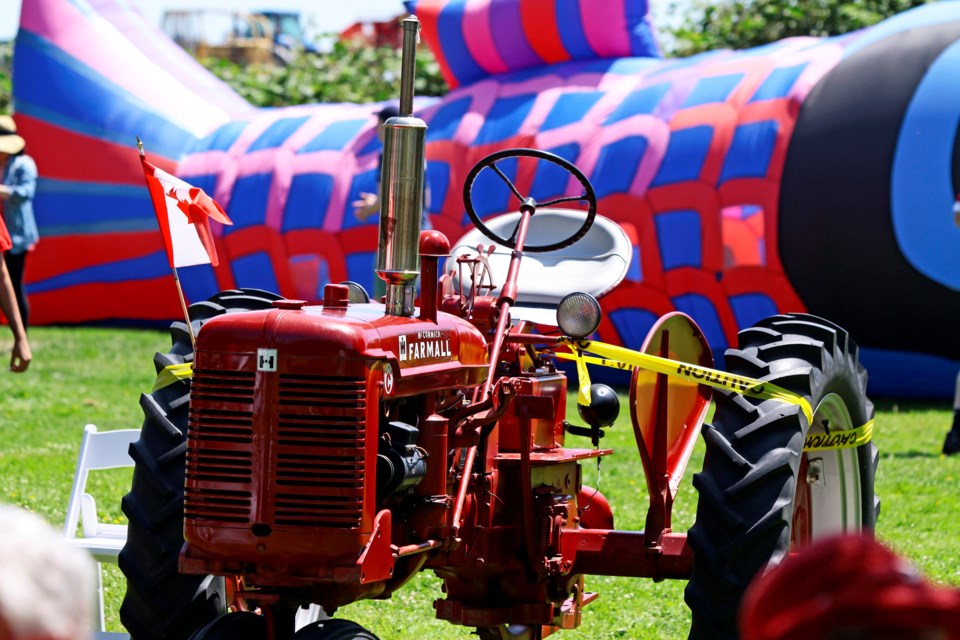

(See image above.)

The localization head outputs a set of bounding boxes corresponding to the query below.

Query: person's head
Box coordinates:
[375,104,400,142]
[0,505,96,640]
[740,534,960,640]
[0,116,26,164]
[377,104,400,125]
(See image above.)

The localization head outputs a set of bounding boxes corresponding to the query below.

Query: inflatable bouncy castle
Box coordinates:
[11,0,960,396]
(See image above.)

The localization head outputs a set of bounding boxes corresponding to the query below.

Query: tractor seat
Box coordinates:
[447,209,632,326]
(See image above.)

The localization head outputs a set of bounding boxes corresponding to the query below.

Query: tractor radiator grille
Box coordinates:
[273,374,366,528]
[185,370,255,523]
[185,368,367,530]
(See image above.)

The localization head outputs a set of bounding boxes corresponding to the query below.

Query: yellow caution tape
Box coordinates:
[152,362,194,392]
[557,339,873,452]
[558,339,814,423]
[804,419,874,451]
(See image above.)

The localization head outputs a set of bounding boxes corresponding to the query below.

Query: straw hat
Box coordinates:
[0,115,26,155]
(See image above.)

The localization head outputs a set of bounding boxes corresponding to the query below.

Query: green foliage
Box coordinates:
[0,32,446,113]
[2,2,934,109]
[666,0,935,57]
[199,40,447,108]
[0,41,12,115]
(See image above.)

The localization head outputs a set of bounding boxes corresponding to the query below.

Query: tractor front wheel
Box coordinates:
[685,313,879,640]
[187,612,267,640]
[290,620,381,640]
[119,289,283,640]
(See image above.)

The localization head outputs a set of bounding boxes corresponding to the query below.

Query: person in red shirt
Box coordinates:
[0,213,30,371]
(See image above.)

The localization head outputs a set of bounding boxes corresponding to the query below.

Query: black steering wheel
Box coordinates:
[462,148,597,253]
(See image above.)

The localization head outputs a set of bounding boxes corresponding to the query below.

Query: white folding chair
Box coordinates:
[63,423,139,640]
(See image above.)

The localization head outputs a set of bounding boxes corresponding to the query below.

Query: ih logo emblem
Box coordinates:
[257,348,277,372]
[398,335,408,362]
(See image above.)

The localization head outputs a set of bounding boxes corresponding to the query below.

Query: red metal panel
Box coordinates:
[497,373,568,452]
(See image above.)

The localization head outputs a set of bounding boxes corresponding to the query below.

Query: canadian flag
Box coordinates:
[140,156,232,268]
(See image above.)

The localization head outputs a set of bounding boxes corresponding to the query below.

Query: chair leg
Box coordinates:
[95,561,107,633]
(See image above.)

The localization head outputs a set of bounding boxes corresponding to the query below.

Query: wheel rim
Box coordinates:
[792,392,863,545]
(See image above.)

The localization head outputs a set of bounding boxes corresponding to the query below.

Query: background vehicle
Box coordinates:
[258,10,317,57]
[119,18,878,640]
[161,9,311,65]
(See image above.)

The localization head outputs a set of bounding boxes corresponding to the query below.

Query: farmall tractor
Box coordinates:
[119,18,879,640]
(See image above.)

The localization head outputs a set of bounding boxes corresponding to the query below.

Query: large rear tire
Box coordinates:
[685,313,879,640]
[119,289,283,640]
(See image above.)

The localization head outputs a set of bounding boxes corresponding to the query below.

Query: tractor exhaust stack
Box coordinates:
[376,16,427,317]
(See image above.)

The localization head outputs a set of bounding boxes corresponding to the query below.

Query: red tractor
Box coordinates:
[118,17,878,640]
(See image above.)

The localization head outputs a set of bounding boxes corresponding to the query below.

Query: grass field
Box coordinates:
[1,326,958,639]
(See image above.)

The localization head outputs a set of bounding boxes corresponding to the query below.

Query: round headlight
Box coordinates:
[339,281,370,304]
[557,292,601,338]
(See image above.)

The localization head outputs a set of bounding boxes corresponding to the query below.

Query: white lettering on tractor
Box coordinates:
[398,332,452,364]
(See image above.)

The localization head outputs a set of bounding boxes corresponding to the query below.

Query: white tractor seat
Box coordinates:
[448,209,632,325]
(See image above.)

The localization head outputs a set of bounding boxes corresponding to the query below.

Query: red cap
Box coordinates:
[740,534,960,640]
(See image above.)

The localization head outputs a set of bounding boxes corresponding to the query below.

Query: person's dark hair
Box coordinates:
[377,104,400,123]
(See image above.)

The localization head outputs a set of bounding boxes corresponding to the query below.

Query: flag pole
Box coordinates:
[172,267,197,348]
[139,135,196,348]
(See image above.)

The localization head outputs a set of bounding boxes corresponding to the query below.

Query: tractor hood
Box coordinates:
[193,300,489,396]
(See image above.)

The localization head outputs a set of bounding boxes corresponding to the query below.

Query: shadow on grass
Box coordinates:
[882,450,946,460]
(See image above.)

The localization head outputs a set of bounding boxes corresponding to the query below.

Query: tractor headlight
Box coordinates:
[339,280,370,304]
[557,292,601,339]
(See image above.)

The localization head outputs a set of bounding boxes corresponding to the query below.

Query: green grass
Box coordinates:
[1,327,958,638]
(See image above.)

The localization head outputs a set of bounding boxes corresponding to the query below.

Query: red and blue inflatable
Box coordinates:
[12,0,960,397]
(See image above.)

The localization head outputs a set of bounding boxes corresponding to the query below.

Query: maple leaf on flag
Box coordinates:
[140,156,232,268]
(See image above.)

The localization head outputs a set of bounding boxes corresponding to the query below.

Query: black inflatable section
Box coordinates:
[954,114,960,193]
[779,21,960,364]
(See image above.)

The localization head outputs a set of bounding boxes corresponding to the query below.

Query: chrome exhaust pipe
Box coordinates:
[376,16,427,317]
